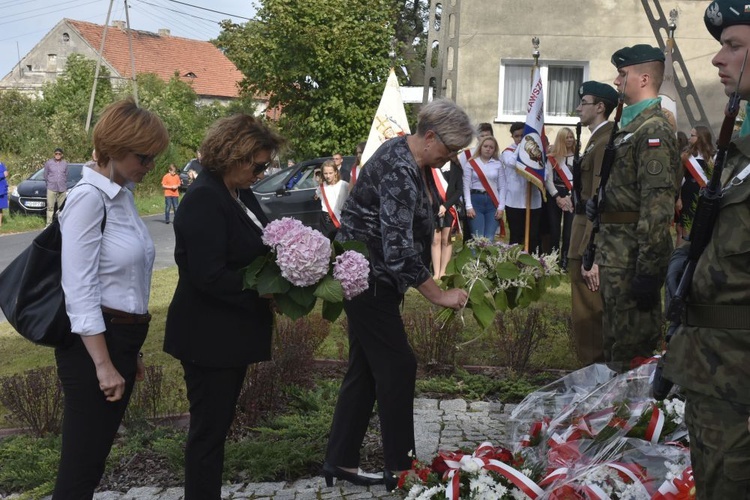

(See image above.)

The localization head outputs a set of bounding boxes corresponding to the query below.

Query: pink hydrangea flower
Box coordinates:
[262,217,307,248]
[274,226,332,287]
[333,250,370,299]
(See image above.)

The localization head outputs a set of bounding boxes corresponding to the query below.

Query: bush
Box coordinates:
[0,434,60,496]
[231,315,330,435]
[123,365,174,431]
[403,308,460,372]
[0,367,63,437]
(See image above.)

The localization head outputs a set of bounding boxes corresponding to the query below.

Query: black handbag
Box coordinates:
[0,188,106,347]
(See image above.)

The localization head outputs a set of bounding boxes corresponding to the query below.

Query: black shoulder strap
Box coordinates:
[58,182,107,232]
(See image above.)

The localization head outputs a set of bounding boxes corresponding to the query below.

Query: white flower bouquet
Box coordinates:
[242,217,369,321]
[438,237,562,330]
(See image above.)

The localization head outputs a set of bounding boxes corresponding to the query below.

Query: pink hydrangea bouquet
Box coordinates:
[242,217,369,321]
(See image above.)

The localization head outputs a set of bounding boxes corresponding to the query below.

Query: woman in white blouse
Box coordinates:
[462,135,506,239]
[314,159,349,240]
[56,98,169,498]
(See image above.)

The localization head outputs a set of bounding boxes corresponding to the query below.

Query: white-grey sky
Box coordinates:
[0,0,257,78]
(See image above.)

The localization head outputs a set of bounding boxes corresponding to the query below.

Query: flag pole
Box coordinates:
[524,37,540,252]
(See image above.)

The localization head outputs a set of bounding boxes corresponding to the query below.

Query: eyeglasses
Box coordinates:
[251,160,271,174]
[432,130,460,157]
[134,153,156,166]
[579,100,597,107]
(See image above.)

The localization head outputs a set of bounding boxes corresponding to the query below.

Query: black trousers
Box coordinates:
[319,211,339,241]
[326,282,417,471]
[53,320,147,499]
[546,200,574,260]
[182,362,247,500]
[505,206,542,254]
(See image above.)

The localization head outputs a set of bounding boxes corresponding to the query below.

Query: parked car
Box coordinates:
[252,156,354,231]
[179,159,203,192]
[9,163,86,217]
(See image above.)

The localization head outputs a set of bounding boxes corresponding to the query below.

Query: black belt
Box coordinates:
[470,189,487,195]
[102,306,152,325]
[684,304,750,329]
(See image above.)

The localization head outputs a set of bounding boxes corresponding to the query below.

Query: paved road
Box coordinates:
[0,215,176,323]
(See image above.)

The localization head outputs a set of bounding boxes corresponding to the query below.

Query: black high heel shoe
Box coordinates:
[384,470,399,492]
[322,462,384,487]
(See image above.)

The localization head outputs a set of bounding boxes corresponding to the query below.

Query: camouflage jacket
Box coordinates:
[663,134,750,404]
[569,121,614,260]
[597,102,680,275]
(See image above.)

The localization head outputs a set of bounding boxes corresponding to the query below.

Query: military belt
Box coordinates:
[600,212,639,224]
[684,304,750,329]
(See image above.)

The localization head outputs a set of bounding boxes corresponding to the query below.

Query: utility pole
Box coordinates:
[85,0,114,132]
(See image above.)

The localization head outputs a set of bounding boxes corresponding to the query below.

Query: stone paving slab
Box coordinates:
[7,398,516,500]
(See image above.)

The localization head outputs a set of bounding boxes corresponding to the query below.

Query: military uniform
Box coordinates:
[597,97,680,370]
[568,120,612,365]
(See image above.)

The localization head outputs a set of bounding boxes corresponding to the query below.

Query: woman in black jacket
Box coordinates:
[164,114,285,500]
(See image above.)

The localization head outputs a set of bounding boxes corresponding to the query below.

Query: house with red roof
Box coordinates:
[0,19,270,113]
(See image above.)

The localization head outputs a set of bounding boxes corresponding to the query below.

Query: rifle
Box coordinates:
[652,51,748,400]
[571,122,583,211]
[582,86,626,271]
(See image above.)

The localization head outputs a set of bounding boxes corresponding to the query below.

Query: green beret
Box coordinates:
[578,81,619,105]
[705,0,750,40]
[611,44,665,69]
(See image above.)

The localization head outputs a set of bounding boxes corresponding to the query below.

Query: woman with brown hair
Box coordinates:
[55,98,169,498]
[164,113,285,500]
[676,125,715,245]
[545,127,575,270]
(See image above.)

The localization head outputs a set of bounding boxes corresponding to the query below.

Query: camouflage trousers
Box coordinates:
[599,266,663,372]
[568,257,604,365]
[685,390,750,499]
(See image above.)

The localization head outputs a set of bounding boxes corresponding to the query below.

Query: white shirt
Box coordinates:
[501,142,542,209]
[61,167,155,335]
[316,180,349,218]
[462,156,506,211]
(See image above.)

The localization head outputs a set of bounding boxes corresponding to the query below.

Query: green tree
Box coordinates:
[216,0,398,159]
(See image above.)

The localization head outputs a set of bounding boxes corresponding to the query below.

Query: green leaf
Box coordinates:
[242,255,269,290]
[494,291,509,312]
[288,285,317,308]
[468,279,496,330]
[256,261,291,296]
[495,261,520,280]
[518,253,542,268]
[340,240,369,258]
[321,300,344,322]
[454,245,473,274]
[314,275,344,303]
[274,292,315,320]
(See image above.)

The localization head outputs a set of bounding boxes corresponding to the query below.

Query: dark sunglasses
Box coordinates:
[134,153,157,166]
[251,160,271,174]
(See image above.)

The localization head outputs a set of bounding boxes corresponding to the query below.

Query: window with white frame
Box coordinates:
[498,60,587,125]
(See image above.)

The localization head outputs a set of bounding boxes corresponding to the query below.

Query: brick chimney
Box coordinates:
[111,20,126,30]
[158,28,171,37]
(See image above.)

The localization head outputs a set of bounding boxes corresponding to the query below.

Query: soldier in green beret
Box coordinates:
[568,81,619,366]
[595,45,680,372]
[662,1,750,497]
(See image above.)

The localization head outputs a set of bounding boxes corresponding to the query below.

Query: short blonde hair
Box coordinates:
[93,98,169,167]
[200,114,286,176]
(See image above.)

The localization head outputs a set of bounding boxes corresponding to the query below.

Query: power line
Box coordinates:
[0,0,102,27]
[164,0,253,21]
[136,0,225,26]
[134,2,218,39]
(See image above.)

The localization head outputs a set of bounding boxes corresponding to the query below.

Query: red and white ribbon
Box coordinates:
[645,404,665,444]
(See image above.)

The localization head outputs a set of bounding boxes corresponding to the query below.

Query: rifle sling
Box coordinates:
[600,212,639,224]
[685,304,750,329]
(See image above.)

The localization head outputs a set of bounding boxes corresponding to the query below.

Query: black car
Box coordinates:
[9,163,85,216]
[252,156,354,231]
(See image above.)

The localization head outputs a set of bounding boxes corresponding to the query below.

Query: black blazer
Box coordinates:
[163,169,273,367]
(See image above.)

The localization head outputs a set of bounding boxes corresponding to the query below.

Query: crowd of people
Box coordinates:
[13,1,748,498]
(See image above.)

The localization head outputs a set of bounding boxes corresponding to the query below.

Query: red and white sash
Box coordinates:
[319,184,341,228]
[548,156,573,191]
[431,169,461,234]
[683,155,708,188]
[468,158,500,208]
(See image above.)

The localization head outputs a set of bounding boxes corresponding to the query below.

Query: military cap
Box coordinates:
[705,0,750,40]
[611,44,665,69]
[578,81,619,105]
[54,148,64,154]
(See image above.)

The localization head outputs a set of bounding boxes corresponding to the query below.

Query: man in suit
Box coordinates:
[569,81,618,366]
